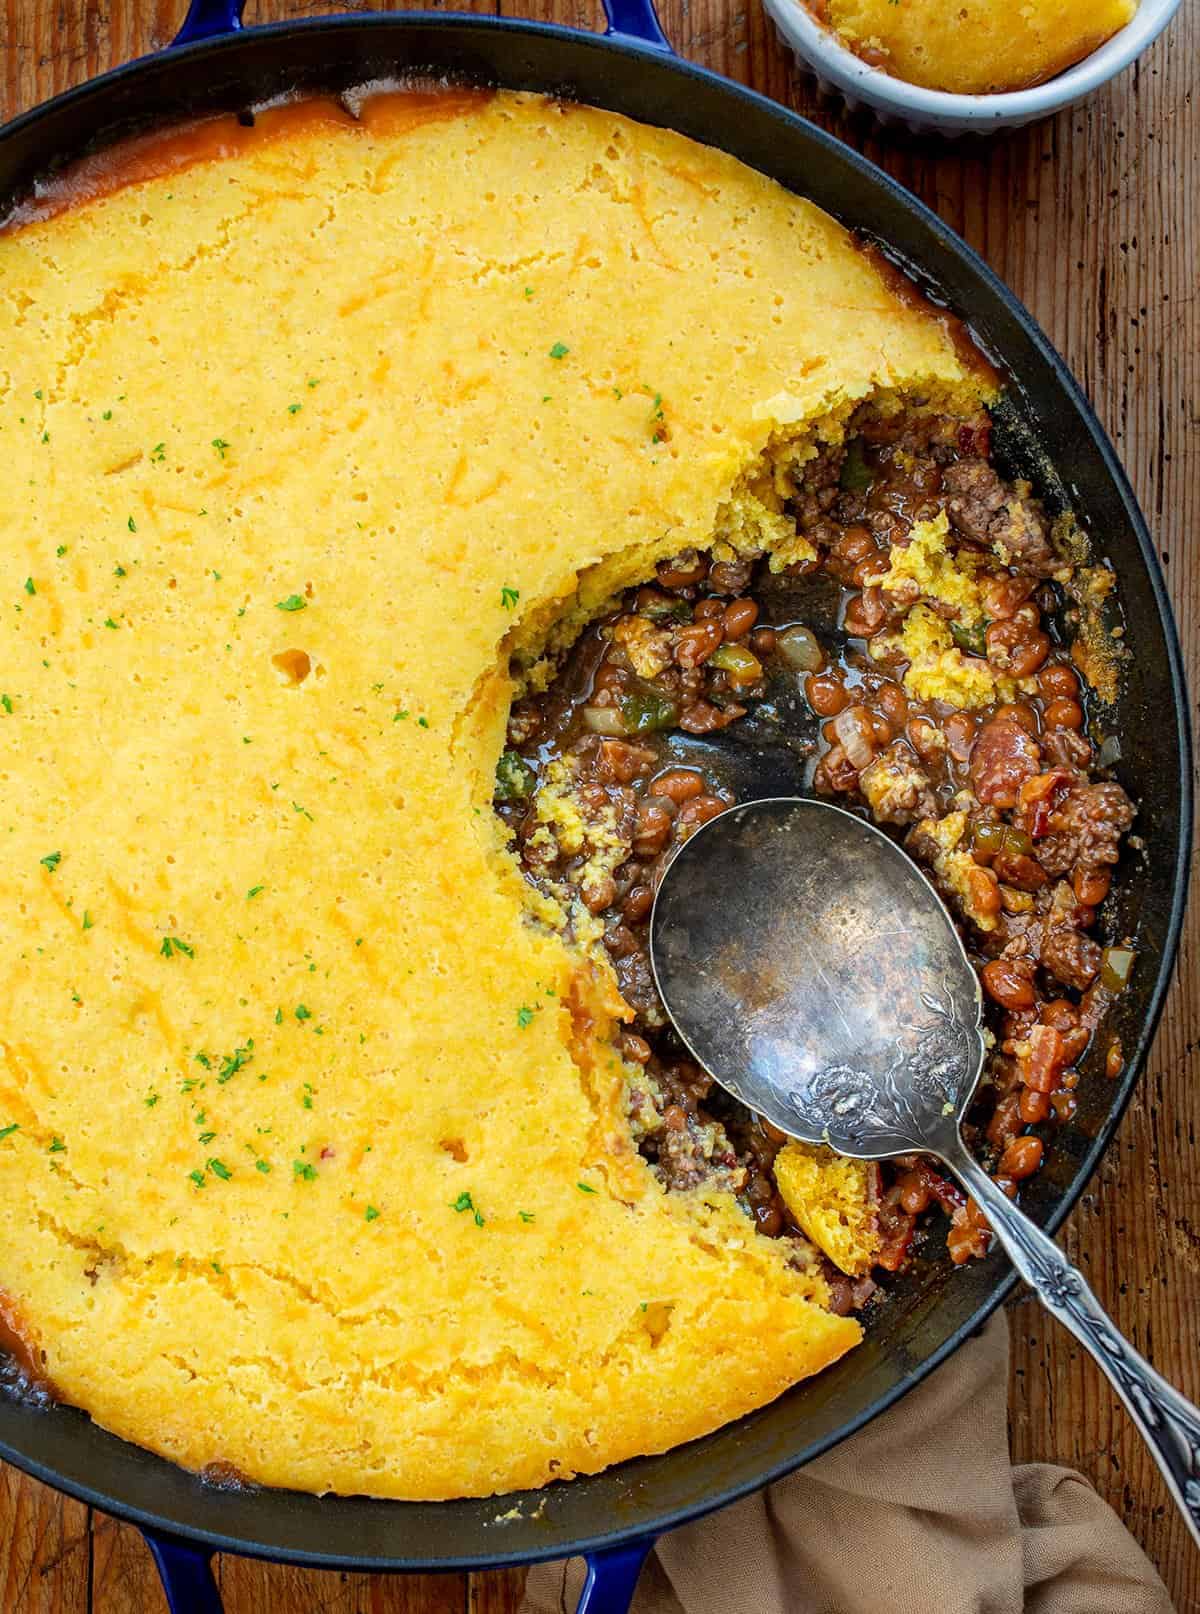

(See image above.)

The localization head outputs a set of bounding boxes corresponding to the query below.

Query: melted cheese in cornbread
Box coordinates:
[0,87,988,1498]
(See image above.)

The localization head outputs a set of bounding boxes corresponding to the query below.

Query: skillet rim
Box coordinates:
[0,10,1191,1572]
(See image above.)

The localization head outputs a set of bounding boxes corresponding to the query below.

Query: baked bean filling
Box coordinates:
[495,405,1136,1311]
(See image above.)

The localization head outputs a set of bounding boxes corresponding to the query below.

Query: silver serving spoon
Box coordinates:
[650,795,1200,1547]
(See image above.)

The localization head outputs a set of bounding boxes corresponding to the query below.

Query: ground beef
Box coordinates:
[1037,781,1137,878]
[942,458,1058,577]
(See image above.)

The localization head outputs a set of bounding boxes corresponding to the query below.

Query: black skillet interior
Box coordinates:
[0,9,1190,1575]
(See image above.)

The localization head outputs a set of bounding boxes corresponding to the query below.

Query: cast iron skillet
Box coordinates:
[0,2,1190,1610]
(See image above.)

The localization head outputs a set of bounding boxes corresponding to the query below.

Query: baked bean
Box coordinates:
[656,549,708,588]
[707,559,754,595]
[1038,663,1079,700]
[582,875,616,914]
[908,716,945,764]
[943,711,978,763]
[694,597,726,621]
[1044,697,1083,730]
[981,959,1036,1010]
[749,626,777,655]
[1041,1000,1079,1032]
[985,619,1051,678]
[619,1031,652,1064]
[813,743,859,795]
[1074,865,1111,905]
[675,794,727,836]
[829,525,876,569]
[651,767,704,806]
[871,714,893,748]
[805,671,850,717]
[633,799,673,857]
[673,619,724,668]
[994,702,1039,736]
[992,851,1047,891]
[875,682,908,727]
[897,1170,932,1216]
[1019,1088,1052,1124]
[981,574,1036,621]
[842,586,887,638]
[999,1135,1044,1180]
[722,598,759,639]
[622,885,654,923]
[1050,1091,1078,1123]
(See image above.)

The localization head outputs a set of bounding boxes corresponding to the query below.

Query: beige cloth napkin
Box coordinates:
[522,1312,1173,1614]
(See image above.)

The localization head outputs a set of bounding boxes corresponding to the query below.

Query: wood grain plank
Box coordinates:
[0,3,1194,1611]
[90,1513,169,1614]
[0,1468,89,1614]
[218,1557,467,1611]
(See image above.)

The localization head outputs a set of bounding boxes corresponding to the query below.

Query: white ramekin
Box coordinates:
[761,0,1184,136]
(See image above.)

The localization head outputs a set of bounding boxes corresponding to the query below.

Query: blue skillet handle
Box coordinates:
[173,0,672,52]
[173,0,245,46]
[577,1538,654,1614]
[143,1529,224,1613]
[143,1527,653,1612]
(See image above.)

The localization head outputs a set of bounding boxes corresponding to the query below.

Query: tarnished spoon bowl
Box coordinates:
[650,796,1200,1546]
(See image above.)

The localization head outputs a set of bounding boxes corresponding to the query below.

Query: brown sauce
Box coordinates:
[0,83,495,235]
[0,1289,58,1406]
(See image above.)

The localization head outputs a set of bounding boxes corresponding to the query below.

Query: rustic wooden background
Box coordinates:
[0,0,1196,1608]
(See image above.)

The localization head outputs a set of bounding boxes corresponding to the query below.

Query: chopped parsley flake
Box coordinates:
[292,801,313,820]
[293,1160,317,1181]
[81,911,94,931]
[0,695,11,714]
[255,1159,271,1174]
[246,885,264,899]
[0,1124,19,1142]
[516,1004,535,1029]
[365,1205,381,1222]
[577,1181,597,1194]
[218,1042,254,1083]
[56,545,67,557]
[48,1137,66,1153]
[417,716,430,729]
[212,438,231,459]
[160,935,195,959]
[549,342,569,359]
[451,1190,485,1227]
[40,851,61,874]
[518,1210,535,1223]
[208,1158,232,1181]
[23,577,35,596]
[500,585,520,609]
[294,1004,312,1022]
[287,403,302,415]
[104,618,119,630]
[114,564,127,578]
[127,516,137,533]
[188,1169,205,1188]
[151,442,166,463]
[144,1092,160,1108]
[276,594,306,612]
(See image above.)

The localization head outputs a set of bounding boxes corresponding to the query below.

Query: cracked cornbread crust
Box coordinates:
[0,86,988,1498]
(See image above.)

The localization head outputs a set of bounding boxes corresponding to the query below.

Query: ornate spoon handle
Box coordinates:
[942,1140,1200,1549]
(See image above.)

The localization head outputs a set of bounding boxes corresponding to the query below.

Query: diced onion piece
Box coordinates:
[582,705,627,736]
[776,624,824,672]
[833,704,876,770]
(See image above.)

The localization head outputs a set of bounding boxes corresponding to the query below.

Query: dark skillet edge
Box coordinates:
[0,12,1192,1573]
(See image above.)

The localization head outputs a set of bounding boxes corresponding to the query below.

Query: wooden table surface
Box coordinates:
[1,0,1197,1609]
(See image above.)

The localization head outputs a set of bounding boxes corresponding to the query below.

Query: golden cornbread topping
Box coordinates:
[807,0,1138,95]
[0,83,1127,1503]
